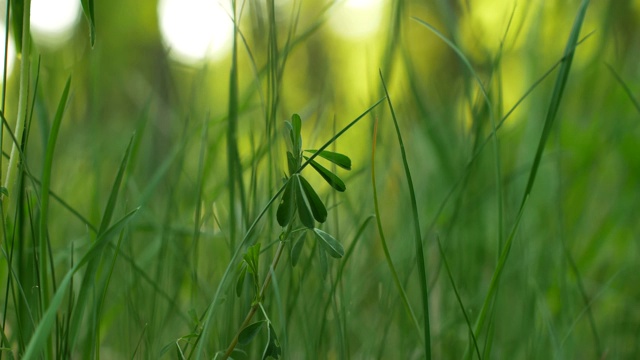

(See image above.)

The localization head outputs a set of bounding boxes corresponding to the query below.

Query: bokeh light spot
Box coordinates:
[158,0,234,64]
[0,23,15,82]
[31,0,81,46]
[328,0,385,40]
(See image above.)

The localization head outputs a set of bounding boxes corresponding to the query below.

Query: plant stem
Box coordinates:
[222,240,287,359]
[3,0,31,203]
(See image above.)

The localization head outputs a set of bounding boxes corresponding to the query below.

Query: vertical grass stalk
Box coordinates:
[379,71,431,359]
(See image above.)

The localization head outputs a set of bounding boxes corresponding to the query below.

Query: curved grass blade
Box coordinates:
[467,1,592,358]
[371,117,424,349]
[380,71,431,359]
[294,175,314,229]
[290,232,305,267]
[313,228,344,258]
[304,150,351,170]
[23,207,139,359]
[276,178,295,227]
[304,157,346,192]
[80,0,96,47]
[38,76,71,329]
[298,175,327,223]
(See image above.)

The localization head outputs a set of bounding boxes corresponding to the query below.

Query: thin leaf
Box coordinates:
[10,0,23,53]
[313,228,344,258]
[236,265,247,297]
[304,150,351,170]
[276,179,295,227]
[80,0,97,47]
[238,321,266,346]
[290,233,305,267]
[286,151,297,176]
[294,175,315,229]
[304,157,346,192]
[298,175,327,223]
[380,72,432,357]
[291,113,302,154]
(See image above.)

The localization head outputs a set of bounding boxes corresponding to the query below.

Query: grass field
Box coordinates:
[1,0,639,358]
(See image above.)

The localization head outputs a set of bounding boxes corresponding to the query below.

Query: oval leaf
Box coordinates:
[304,150,351,170]
[276,179,295,227]
[298,175,327,223]
[304,157,346,192]
[294,175,315,229]
[313,228,344,258]
[286,151,297,175]
[291,114,302,154]
[238,320,266,346]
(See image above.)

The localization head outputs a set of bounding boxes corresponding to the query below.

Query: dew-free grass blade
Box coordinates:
[304,150,352,170]
[294,175,315,228]
[290,233,305,267]
[298,175,327,223]
[276,179,295,227]
[236,264,247,298]
[80,0,97,47]
[313,228,344,258]
[304,157,346,192]
[238,320,266,346]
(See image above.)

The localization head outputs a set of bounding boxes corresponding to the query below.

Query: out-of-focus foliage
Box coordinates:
[1,0,639,358]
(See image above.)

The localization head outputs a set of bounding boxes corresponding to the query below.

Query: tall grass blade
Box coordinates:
[22,207,139,359]
[379,71,431,359]
[80,0,97,47]
[370,118,423,344]
[467,1,591,357]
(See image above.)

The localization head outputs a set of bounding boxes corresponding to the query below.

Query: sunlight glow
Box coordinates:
[31,0,81,46]
[158,0,234,64]
[0,23,15,82]
[328,0,385,39]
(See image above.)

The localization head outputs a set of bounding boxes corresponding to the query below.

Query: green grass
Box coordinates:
[1,0,639,359]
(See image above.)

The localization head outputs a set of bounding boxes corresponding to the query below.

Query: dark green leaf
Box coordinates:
[244,243,261,274]
[298,176,327,223]
[262,323,281,360]
[304,150,351,170]
[276,179,295,227]
[290,233,305,267]
[304,157,346,192]
[286,151,297,176]
[291,114,302,154]
[284,121,294,150]
[81,0,97,47]
[238,320,266,346]
[294,175,315,229]
[235,265,247,297]
[0,187,8,198]
[313,228,345,258]
[10,0,23,53]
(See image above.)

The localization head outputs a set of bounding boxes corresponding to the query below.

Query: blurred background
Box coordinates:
[0,0,639,358]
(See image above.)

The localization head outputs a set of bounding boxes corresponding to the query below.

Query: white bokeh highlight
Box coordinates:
[158,0,234,64]
[31,0,81,46]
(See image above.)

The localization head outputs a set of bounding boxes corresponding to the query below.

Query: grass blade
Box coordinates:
[379,71,431,359]
[80,0,96,47]
[468,1,592,357]
[370,118,424,348]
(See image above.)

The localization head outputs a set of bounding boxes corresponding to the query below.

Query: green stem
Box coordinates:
[3,0,31,204]
[222,240,287,359]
